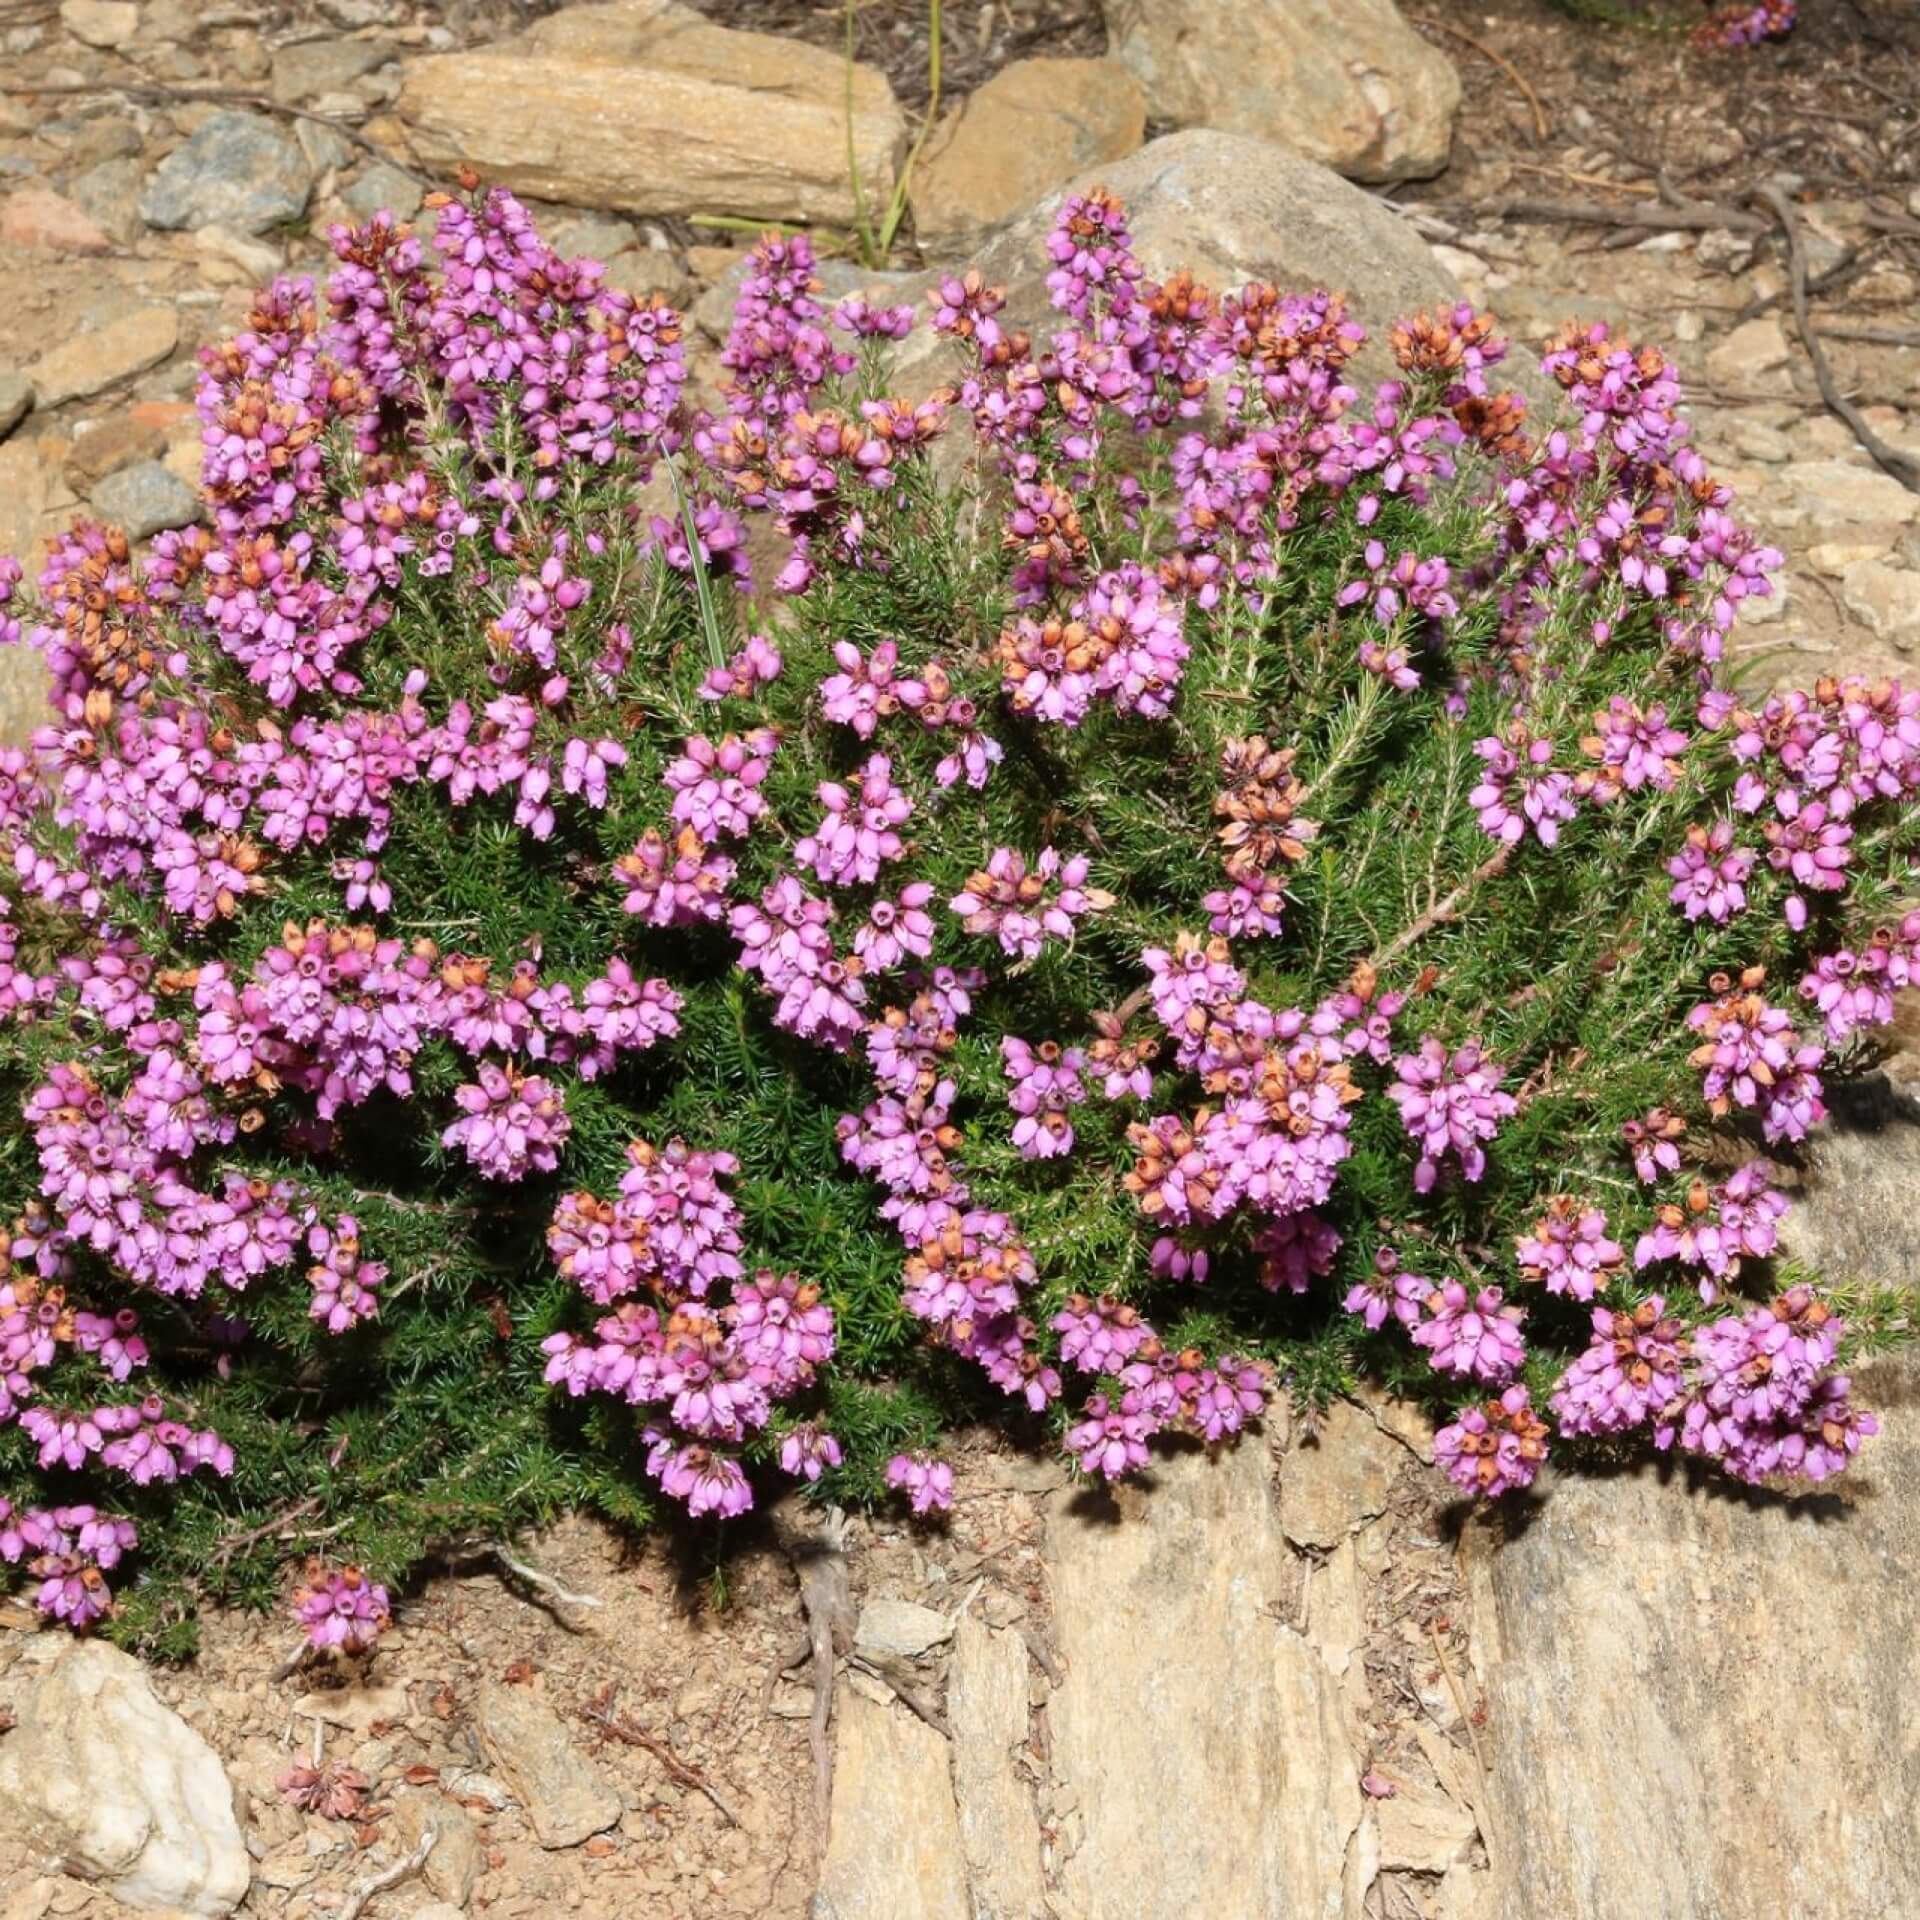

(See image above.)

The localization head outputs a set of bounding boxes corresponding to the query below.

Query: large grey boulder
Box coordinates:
[1101,0,1460,183]
[139,111,314,236]
[0,1639,250,1916]
[896,130,1460,398]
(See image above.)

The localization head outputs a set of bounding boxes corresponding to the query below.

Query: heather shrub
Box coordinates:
[1545,0,1796,44]
[0,181,1905,1650]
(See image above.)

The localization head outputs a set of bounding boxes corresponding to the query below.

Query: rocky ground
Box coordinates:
[0,0,1917,1916]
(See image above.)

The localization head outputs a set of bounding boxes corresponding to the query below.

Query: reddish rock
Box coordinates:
[0,186,114,256]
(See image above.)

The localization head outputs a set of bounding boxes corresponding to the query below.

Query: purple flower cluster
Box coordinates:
[1434,1386,1550,1498]
[1667,819,1753,923]
[951,846,1106,963]
[996,566,1190,726]
[1515,1198,1625,1301]
[1470,729,1577,848]
[0,1498,138,1626]
[665,730,776,839]
[1550,1296,1690,1438]
[1387,1037,1516,1191]
[732,873,869,1049]
[1055,1314,1272,1479]
[1001,1037,1090,1159]
[1695,0,1796,49]
[1581,697,1687,801]
[1410,1281,1528,1383]
[442,1063,571,1181]
[886,1450,955,1514]
[293,1563,392,1653]
[544,1139,836,1518]
[796,754,912,886]
[1681,1288,1874,1481]
[1343,1246,1429,1331]
[306,1214,383,1332]
[1633,1160,1788,1302]
[1800,910,1920,1040]
[1686,968,1826,1144]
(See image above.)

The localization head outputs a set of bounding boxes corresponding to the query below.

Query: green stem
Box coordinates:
[666,455,729,677]
[876,0,943,258]
[1298,670,1384,813]
[844,0,876,266]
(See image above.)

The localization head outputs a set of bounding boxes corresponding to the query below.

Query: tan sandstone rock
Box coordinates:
[58,0,139,49]
[816,1688,971,1920]
[1470,1354,1920,1920]
[1467,1064,1920,1920]
[1838,556,1920,652]
[27,307,179,409]
[472,1681,620,1849]
[946,1616,1049,1919]
[911,57,1146,248]
[396,0,904,227]
[1046,1433,1367,1919]
[1769,458,1920,530]
[1279,1396,1403,1547]
[1100,0,1459,183]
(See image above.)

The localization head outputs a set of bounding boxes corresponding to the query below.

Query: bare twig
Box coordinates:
[1752,183,1920,495]
[1429,1623,1490,1784]
[1816,321,1920,348]
[1372,845,1512,972]
[212,1495,322,1568]
[488,1542,604,1629]
[582,1685,742,1828]
[1507,159,1658,197]
[847,1654,950,1737]
[1021,1627,1064,1688]
[1430,196,1767,236]
[772,1502,855,1838]
[0,80,422,178]
[338,1831,435,1920]
[1417,16,1550,142]
[1731,247,1864,325]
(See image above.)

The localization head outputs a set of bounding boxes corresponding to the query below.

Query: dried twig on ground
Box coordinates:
[486,1541,604,1630]
[337,1831,435,1920]
[847,1654,950,1737]
[1507,158,1658,197]
[1416,17,1550,142]
[1753,183,1920,495]
[1816,320,1920,348]
[1429,1623,1491,1785]
[1731,248,1865,325]
[1021,1626,1064,1687]
[1432,196,1768,236]
[582,1684,742,1828]
[772,1502,855,1837]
